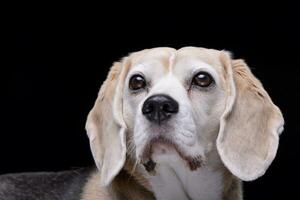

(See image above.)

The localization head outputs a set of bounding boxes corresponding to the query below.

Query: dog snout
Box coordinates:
[142,94,179,124]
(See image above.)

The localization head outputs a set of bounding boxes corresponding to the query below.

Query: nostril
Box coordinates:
[162,102,178,113]
[142,102,154,114]
[162,104,171,113]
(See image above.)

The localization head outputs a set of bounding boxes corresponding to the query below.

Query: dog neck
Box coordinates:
[144,148,229,200]
[149,164,223,200]
[82,156,241,200]
[139,150,242,200]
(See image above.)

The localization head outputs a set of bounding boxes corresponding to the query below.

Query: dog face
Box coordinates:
[86,47,284,186]
[123,47,227,170]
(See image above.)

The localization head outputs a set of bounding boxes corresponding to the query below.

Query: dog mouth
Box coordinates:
[141,136,203,173]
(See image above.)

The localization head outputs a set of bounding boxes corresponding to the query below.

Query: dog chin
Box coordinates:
[140,136,204,173]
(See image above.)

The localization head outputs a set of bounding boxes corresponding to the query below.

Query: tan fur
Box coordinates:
[222,168,243,200]
[82,47,283,200]
[81,169,154,200]
[217,56,283,181]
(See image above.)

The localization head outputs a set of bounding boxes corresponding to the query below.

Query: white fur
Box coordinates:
[149,149,223,200]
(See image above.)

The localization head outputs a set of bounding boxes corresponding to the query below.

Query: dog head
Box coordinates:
[86,47,284,186]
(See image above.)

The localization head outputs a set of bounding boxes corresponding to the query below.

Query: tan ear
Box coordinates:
[85,58,130,186]
[217,53,284,181]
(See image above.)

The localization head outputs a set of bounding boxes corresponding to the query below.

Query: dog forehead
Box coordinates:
[128,47,224,76]
[130,47,176,65]
[177,47,223,66]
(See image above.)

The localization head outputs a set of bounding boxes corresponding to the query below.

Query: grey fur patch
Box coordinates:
[0,168,93,200]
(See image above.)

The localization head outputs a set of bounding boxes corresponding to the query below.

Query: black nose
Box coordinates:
[142,94,179,124]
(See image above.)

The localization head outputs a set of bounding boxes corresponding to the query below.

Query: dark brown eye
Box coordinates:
[129,74,146,90]
[192,72,214,87]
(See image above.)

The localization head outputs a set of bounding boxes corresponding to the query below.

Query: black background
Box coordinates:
[3,3,300,199]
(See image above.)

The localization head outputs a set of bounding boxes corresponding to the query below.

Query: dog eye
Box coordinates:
[129,74,146,90]
[192,72,214,87]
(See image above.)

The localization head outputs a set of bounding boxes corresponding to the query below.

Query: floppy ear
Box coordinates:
[217,52,284,181]
[85,58,130,186]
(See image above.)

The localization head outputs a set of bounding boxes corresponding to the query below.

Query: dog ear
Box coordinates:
[85,58,130,186]
[217,52,284,181]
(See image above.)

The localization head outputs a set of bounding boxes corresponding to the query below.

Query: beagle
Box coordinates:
[0,47,284,200]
